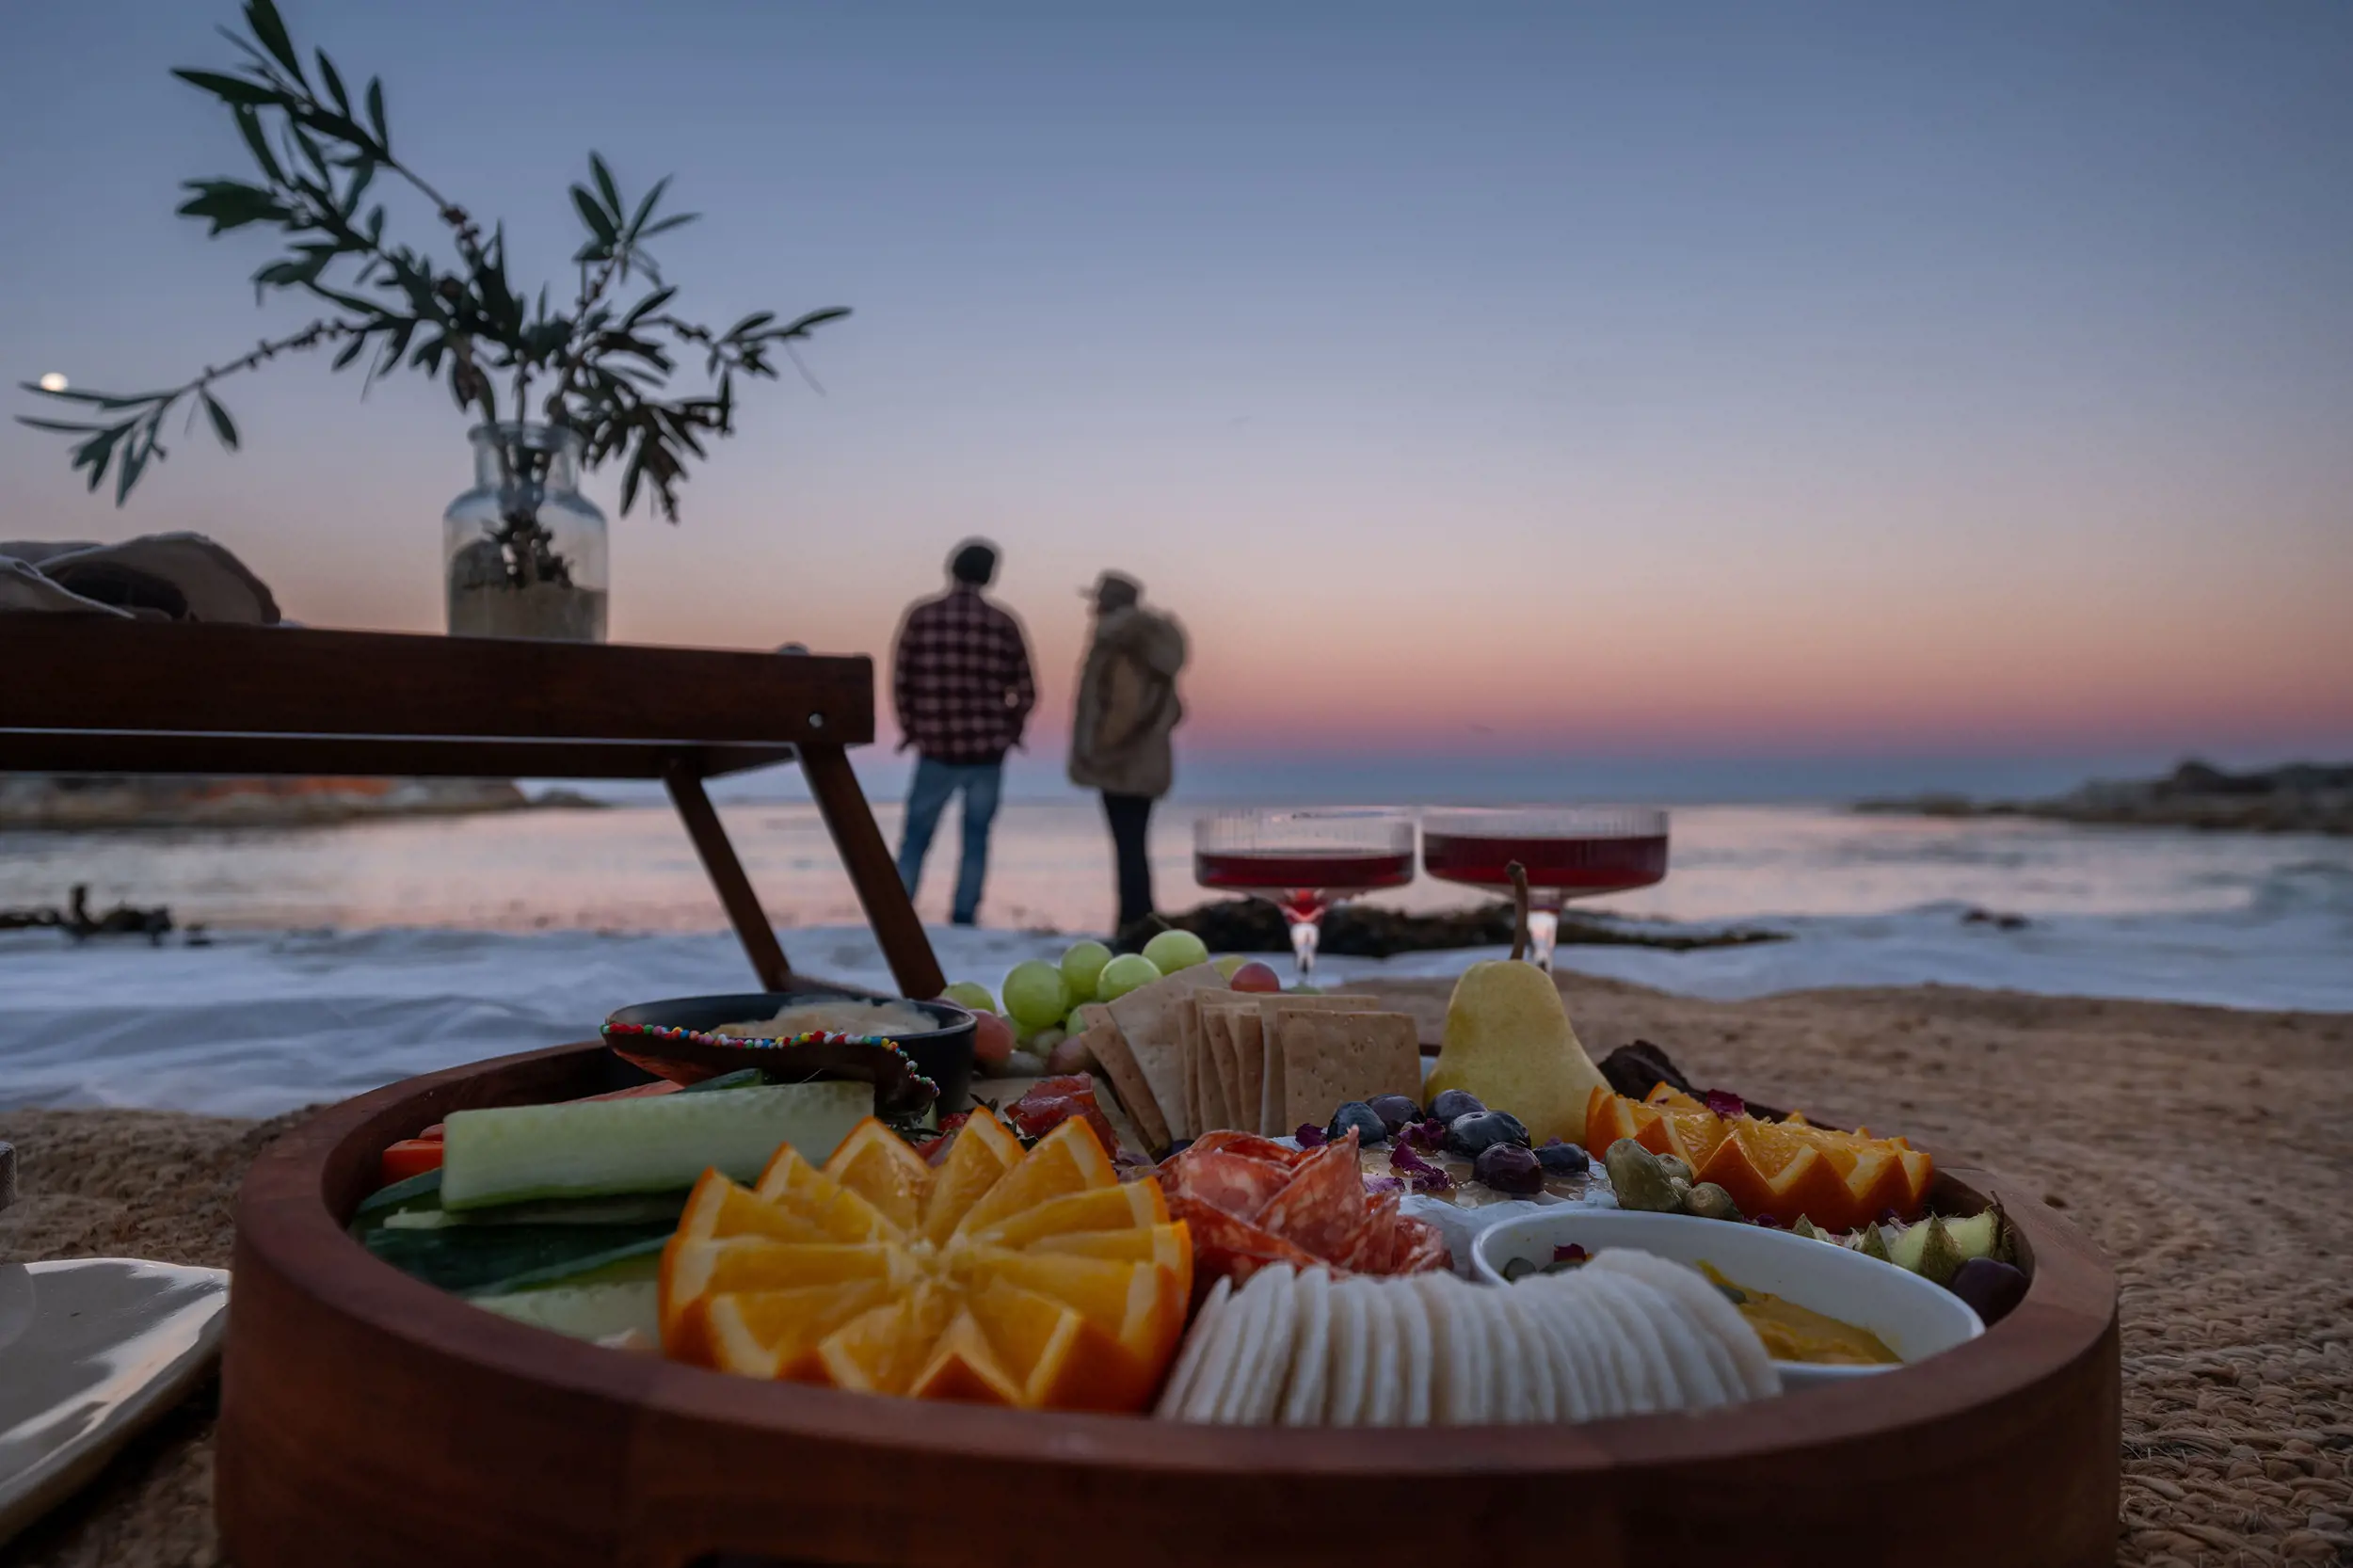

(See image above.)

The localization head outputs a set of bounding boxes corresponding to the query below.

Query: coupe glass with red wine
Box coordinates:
[1193,808,1417,988]
[1420,806,1669,971]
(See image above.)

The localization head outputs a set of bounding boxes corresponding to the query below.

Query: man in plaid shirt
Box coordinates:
[891,539,1036,925]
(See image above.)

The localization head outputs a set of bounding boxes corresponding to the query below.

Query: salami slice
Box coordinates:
[1254,1134,1370,1262]
[1162,1148,1295,1222]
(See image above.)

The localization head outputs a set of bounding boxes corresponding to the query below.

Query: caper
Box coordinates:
[1682,1181,1744,1223]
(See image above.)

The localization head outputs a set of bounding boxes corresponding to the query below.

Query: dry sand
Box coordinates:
[3,977,2348,1567]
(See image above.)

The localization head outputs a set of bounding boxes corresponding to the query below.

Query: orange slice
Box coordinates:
[658,1108,1183,1412]
[1581,1088,1672,1158]
[962,1176,1165,1249]
[676,1168,835,1247]
[1644,1083,1708,1112]
[814,1282,955,1396]
[920,1111,1027,1243]
[961,1245,1186,1368]
[952,1118,1116,1239]
[756,1143,897,1242]
[660,1237,904,1363]
[823,1118,934,1233]
[1027,1221,1191,1270]
[705,1280,888,1379]
[906,1302,1030,1405]
[968,1278,1148,1412]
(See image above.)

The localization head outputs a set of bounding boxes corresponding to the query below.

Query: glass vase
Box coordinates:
[442,422,608,642]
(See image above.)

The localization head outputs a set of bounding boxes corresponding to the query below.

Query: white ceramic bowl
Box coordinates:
[1470,1208,1984,1391]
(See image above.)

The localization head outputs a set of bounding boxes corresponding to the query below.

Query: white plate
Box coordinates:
[0,1258,231,1548]
[1470,1208,1981,1391]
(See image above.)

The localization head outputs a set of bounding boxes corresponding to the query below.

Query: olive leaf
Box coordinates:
[19,0,846,523]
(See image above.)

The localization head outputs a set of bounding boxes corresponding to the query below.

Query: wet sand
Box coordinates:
[4,976,2348,1566]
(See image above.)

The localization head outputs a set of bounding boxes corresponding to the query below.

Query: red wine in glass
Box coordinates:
[1421,807,1670,970]
[1193,810,1417,987]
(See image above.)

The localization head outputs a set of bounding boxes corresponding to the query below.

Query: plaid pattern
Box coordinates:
[891,586,1036,762]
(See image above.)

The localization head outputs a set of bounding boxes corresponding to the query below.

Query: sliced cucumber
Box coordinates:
[379,1191,689,1232]
[362,1222,676,1293]
[354,1168,443,1225]
[473,1279,660,1343]
[439,1080,872,1211]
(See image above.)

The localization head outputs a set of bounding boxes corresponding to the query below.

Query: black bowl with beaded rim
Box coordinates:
[601,988,976,1116]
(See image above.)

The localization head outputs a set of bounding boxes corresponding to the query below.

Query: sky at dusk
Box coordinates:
[4,1,2349,790]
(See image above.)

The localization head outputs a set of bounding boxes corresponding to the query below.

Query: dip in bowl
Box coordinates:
[603,988,976,1113]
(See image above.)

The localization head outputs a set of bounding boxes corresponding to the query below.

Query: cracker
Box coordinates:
[1324,1278,1370,1427]
[1186,1264,1270,1423]
[1393,1276,1433,1427]
[1358,1280,1401,1427]
[1180,998,1204,1136]
[1588,1249,1779,1401]
[1517,1284,1586,1423]
[1105,962,1229,1143]
[1630,1274,1730,1409]
[1203,1005,1242,1130]
[1196,994,1262,1132]
[1588,1272,1681,1412]
[1156,1275,1232,1419]
[1494,1287,1548,1423]
[1544,1275,1626,1419]
[1278,1267,1335,1426]
[1581,1271,1657,1402]
[1275,1010,1421,1133]
[1222,1263,1300,1426]
[1081,1018,1169,1153]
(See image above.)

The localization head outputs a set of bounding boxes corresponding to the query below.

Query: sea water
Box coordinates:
[1,801,2347,1113]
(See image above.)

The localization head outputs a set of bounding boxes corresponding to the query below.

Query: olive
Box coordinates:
[1948,1257,2029,1326]
[1326,1101,1389,1146]
[1534,1139,1590,1176]
[1604,1138,1685,1214]
[1366,1094,1424,1134]
[1474,1143,1545,1194]
[1501,1256,1538,1282]
[1429,1089,1486,1121]
[1443,1110,1529,1158]
[1682,1181,1743,1223]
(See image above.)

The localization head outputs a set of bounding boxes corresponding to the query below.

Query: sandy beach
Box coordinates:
[5,975,2348,1567]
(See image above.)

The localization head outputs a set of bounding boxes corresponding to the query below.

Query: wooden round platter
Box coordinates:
[216,1042,2121,1568]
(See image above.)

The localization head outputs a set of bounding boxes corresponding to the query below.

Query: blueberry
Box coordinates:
[1429,1089,1486,1122]
[1443,1110,1529,1158]
[1327,1101,1389,1146]
[1535,1139,1590,1176]
[1366,1094,1423,1134]
[1474,1143,1544,1194]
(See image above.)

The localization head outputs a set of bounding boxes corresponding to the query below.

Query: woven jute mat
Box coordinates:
[4,978,2347,1567]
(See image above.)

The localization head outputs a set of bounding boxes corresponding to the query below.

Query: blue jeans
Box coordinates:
[895,757,1003,925]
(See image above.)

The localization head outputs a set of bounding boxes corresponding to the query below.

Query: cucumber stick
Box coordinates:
[439,1080,872,1210]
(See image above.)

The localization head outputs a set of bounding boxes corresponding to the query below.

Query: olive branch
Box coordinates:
[15,0,847,522]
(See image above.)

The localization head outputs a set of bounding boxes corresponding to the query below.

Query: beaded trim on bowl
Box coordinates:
[601,1021,939,1097]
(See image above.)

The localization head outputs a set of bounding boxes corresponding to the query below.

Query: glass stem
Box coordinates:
[1288,917,1321,990]
[1526,908,1560,972]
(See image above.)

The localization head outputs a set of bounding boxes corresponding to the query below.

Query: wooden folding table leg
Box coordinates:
[797,742,945,1000]
[663,760,792,992]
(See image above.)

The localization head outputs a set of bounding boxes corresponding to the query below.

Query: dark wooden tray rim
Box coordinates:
[218,1040,2122,1568]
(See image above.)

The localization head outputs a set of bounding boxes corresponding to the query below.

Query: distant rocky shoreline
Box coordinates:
[0,775,607,830]
[1856,760,2353,837]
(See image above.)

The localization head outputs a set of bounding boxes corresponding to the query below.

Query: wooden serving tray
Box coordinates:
[217,1043,2121,1568]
